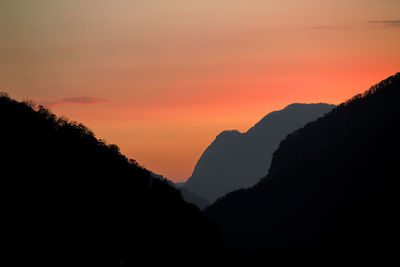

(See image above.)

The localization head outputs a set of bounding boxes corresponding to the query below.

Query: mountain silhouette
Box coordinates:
[184,103,335,202]
[0,93,217,266]
[205,72,400,265]
[150,172,210,209]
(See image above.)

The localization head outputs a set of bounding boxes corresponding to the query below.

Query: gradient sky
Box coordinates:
[1,0,399,181]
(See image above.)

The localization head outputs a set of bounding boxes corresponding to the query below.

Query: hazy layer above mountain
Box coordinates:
[180,187,210,210]
[205,73,400,263]
[174,182,185,188]
[150,172,210,210]
[184,103,335,202]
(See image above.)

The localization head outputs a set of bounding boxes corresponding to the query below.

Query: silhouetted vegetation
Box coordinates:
[0,94,217,266]
[206,72,400,265]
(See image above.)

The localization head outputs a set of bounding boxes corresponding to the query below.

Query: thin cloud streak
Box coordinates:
[299,24,352,31]
[306,25,334,30]
[302,20,400,31]
[365,20,400,28]
[38,97,110,107]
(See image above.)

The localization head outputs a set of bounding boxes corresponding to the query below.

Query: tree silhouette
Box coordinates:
[0,94,218,266]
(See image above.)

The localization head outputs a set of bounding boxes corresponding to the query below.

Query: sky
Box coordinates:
[1,0,399,181]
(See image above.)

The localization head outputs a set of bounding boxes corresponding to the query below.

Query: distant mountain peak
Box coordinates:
[184,103,335,203]
[284,102,335,109]
[247,103,336,134]
[217,129,242,137]
[214,130,242,141]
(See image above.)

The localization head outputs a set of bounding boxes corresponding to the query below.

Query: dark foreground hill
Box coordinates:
[206,73,400,265]
[0,94,217,266]
[184,103,335,202]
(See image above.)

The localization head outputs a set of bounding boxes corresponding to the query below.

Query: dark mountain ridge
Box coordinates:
[184,103,335,202]
[0,93,217,266]
[205,72,400,264]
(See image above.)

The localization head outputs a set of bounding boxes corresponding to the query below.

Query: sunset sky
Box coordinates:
[1,0,399,181]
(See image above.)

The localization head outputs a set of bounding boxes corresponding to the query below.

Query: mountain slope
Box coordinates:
[184,103,335,202]
[0,93,217,265]
[205,73,400,264]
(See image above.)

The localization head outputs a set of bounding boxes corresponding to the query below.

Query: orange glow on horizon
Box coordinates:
[1,0,399,181]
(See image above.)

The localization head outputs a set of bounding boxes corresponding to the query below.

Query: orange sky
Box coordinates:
[1,0,399,181]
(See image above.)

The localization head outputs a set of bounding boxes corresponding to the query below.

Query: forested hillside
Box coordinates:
[206,73,400,265]
[0,93,217,266]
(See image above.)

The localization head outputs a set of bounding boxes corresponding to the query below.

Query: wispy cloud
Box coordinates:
[302,20,400,31]
[37,96,110,107]
[305,25,334,30]
[365,20,400,28]
[299,24,352,31]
